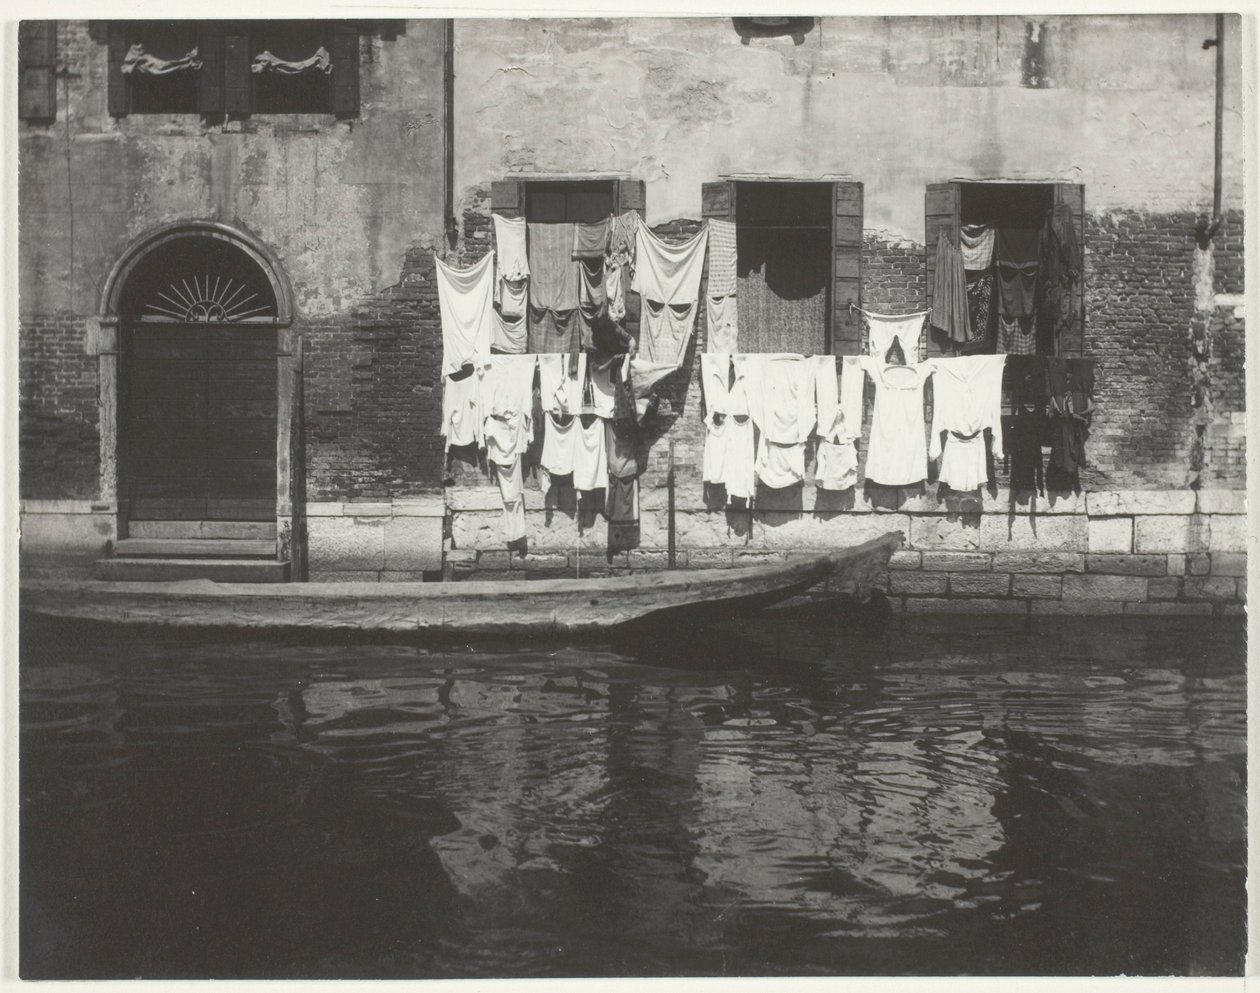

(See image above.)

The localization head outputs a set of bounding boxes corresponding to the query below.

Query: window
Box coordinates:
[107,20,361,118]
[702,179,863,354]
[925,181,1085,357]
[19,20,57,123]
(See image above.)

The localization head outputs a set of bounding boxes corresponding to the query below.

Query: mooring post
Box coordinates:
[667,440,676,569]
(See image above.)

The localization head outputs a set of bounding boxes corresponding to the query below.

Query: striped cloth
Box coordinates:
[706,219,738,297]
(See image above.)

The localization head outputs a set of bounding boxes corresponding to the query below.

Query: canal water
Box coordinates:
[19,612,1246,978]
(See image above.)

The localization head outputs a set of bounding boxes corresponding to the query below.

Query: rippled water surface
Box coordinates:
[20,612,1246,978]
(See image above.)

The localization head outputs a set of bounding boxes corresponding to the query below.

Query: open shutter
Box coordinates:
[699,180,733,355]
[831,181,863,355]
[107,22,128,116]
[19,21,57,122]
[924,182,961,357]
[197,23,225,114]
[617,179,646,218]
[490,180,524,217]
[331,22,360,116]
[223,29,253,114]
[1055,183,1086,357]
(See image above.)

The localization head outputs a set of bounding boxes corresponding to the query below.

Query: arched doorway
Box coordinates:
[103,223,292,529]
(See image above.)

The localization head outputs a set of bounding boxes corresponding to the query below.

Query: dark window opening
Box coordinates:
[524,181,616,224]
[122,21,200,114]
[251,22,334,115]
[119,237,278,324]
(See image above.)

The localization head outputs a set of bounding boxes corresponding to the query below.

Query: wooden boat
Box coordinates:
[21,531,902,638]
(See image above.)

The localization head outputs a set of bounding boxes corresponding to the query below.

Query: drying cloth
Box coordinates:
[573,414,608,492]
[998,315,1037,356]
[812,354,839,442]
[728,354,753,417]
[1005,356,1049,494]
[866,311,926,365]
[537,352,587,415]
[481,354,537,466]
[528,222,579,312]
[639,300,697,366]
[743,353,816,445]
[493,457,526,543]
[995,227,1040,319]
[816,440,858,491]
[755,440,806,489]
[607,211,639,271]
[631,225,708,308]
[493,305,527,354]
[701,352,732,416]
[527,306,580,354]
[540,412,578,480]
[606,474,638,525]
[836,355,865,444]
[966,270,994,344]
[1047,358,1094,480]
[628,357,681,400]
[931,235,971,344]
[495,275,528,322]
[493,215,529,282]
[716,415,757,501]
[707,219,738,297]
[590,359,618,419]
[702,411,728,486]
[578,258,607,320]
[1039,204,1081,350]
[442,368,483,451]
[606,264,627,323]
[858,357,934,487]
[927,355,1006,491]
[573,219,610,259]
[606,418,640,478]
[435,252,495,375]
[960,224,995,270]
[706,294,739,353]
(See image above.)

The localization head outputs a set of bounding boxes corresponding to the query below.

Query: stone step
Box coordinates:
[128,520,277,541]
[113,538,276,559]
[94,558,290,583]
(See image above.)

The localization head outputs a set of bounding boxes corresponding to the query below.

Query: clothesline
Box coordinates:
[849,303,930,320]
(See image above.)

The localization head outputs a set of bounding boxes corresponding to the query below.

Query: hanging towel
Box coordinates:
[700,353,732,415]
[931,236,971,344]
[540,412,578,483]
[705,294,738,354]
[578,258,607,321]
[493,457,527,543]
[606,264,627,323]
[997,315,1037,356]
[493,215,530,282]
[859,358,934,487]
[927,355,1006,491]
[537,352,587,415]
[527,306,580,354]
[481,354,537,467]
[441,368,483,451]
[495,276,528,322]
[995,227,1040,319]
[865,311,927,365]
[706,219,738,297]
[631,224,708,307]
[811,354,839,440]
[573,414,608,492]
[639,300,697,366]
[960,224,995,271]
[743,353,816,445]
[435,252,495,375]
[573,219,610,259]
[493,305,527,354]
[528,222,580,312]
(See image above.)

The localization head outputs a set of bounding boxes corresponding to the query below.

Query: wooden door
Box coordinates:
[123,323,276,521]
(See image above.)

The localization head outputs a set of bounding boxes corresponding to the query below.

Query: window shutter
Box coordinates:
[490,180,524,217]
[107,22,128,116]
[223,30,253,114]
[331,22,360,116]
[19,21,57,122]
[617,179,646,218]
[831,181,863,355]
[197,23,225,114]
[924,182,961,357]
[1055,183,1086,357]
[700,181,733,221]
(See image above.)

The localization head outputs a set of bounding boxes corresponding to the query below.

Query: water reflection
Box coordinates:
[19,614,1246,978]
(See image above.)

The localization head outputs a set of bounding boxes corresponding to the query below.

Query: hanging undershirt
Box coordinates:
[864,311,927,365]
[441,367,483,451]
[927,355,1006,491]
[995,227,1040,319]
[537,353,587,415]
[859,357,934,487]
[721,356,757,502]
[540,411,578,484]
[480,354,537,467]
[743,353,816,489]
[812,353,855,490]
[589,358,618,419]
[572,414,608,492]
[631,224,707,365]
[435,252,495,375]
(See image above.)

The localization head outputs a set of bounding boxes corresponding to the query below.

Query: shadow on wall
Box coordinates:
[731,17,816,46]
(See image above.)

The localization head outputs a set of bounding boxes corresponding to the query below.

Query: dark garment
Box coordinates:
[573,219,610,259]
[964,269,994,348]
[1037,204,1081,353]
[527,306,580,354]
[1003,356,1049,494]
[606,475,639,554]
[578,258,607,320]
[606,417,640,477]
[931,235,971,343]
[995,227,1041,319]
[1046,358,1095,491]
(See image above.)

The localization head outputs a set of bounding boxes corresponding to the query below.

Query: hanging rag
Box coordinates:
[743,353,816,489]
[578,258,608,321]
[927,355,1006,491]
[1046,357,1094,491]
[606,211,639,272]
[631,224,708,363]
[931,235,972,344]
[495,276,528,322]
[997,315,1037,356]
[639,300,697,366]
[995,227,1040,319]
[815,356,863,491]
[537,352,587,415]
[1004,356,1050,495]
[1038,204,1081,350]
[706,219,738,298]
[965,270,995,345]
[481,354,537,467]
[251,47,331,75]
[527,306,579,354]
[959,224,995,271]
[573,414,608,492]
[705,294,739,353]
[573,219,611,259]
[865,311,927,365]
[435,252,496,375]
[493,215,530,282]
[858,358,934,487]
[492,457,527,543]
[441,367,483,451]
[121,44,202,75]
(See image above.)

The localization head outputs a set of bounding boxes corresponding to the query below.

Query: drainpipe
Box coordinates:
[443,18,457,247]
[1196,14,1225,246]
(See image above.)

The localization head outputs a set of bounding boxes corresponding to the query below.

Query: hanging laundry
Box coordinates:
[495,276,528,323]
[627,356,681,418]
[606,473,639,553]
[700,353,731,416]
[965,270,994,345]
[572,414,608,492]
[631,224,708,363]
[492,457,527,544]
[540,411,578,486]
[578,258,607,321]
[816,356,864,492]
[719,356,758,501]
[606,263,627,323]
[441,367,483,451]
[995,227,1040,319]
[435,252,495,375]
[528,222,580,311]
[573,218,610,259]
[927,355,1006,491]
[997,315,1037,356]
[493,214,530,282]
[706,218,738,298]
[864,310,927,365]
[931,235,971,344]
[811,353,839,436]
[493,308,527,355]
[589,357,619,419]
[1039,204,1081,351]
[639,300,698,366]
[480,354,537,467]
[1004,356,1049,495]
[607,211,639,273]
[705,293,738,354]
[537,352,587,415]
[605,417,639,478]
[743,354,816,490]
[1046,358,1094,491]
[960,224,995,271]
[528,306,580,354]
[858,357,934,487]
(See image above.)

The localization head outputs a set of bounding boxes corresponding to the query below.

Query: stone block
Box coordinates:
[1084,554,1166,577]
[392,496,446,517]
[921,551,991,572]
[1133,515,1208,554]
[1211,552,1247,577]
[678,510,745,544]
[1061,574,1149,601]
[999,490,1085,514]
[308,570,381,582]
[909,514,981,550]
[1209,515,1247,552]
[627,550,671,571]
[444,486,509,512]
[19,510,114,561]
[383,516,443,571]
[903,597,1028,615]
[756,512,909,551]
[306,502,346,517]
[991,551,1085,573]
[950,573,1011,596]
[890,550,921,570]
[1086,490,1196,516]
[343,501,393,517]
[979,513,1088,552]
[511,552,571,573]
[1147,578,1182,600]
[1011,574,1062,598]
[308,517,385,571]
[889,572,947,595]
[1197,490,1246,515]
[379,571,433,582]
[687,549,734,569]
[1220,604,1246,616]
[1123,602,1214,616]
[737,551,791,565]
[1181,577,1238,601]
[1188,554,1212,575]
[1165,554,1187,576]
[1088,517,1133,553]
[1030,600,1125,615]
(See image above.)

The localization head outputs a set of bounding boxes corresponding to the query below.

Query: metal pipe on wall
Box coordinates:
[443,18,456,246]
[1197,13,1225,245]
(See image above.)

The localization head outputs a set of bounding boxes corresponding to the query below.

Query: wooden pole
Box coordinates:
[667,440,676,569]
